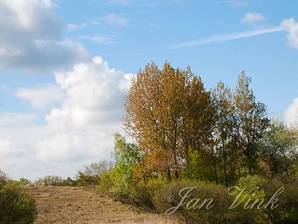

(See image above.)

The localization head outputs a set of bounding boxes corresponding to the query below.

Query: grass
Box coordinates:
[27,186,184,224]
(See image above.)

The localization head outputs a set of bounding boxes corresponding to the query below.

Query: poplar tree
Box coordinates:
[125,62,214,180]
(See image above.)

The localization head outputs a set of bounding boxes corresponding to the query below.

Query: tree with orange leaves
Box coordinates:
[125,62,215,180]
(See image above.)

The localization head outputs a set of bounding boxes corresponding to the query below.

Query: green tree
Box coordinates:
[234,72,270,174]
[261,121,298,177]
[211,82,240,185]
[98,133,142,195]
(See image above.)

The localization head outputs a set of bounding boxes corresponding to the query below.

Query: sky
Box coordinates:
[0,0,297,179]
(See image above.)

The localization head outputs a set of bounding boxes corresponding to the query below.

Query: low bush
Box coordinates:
[98,166,143,206]
[18,178,31,185]
[35,175,65,186]
[230,175,298,224]
[76,161,110,186]
[151,179,235,224]
[263,176,298,224]
[0,178,37,224]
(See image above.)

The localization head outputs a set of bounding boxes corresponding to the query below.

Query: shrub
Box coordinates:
[98,134,144,206]
[231,175,298,224]
[98,166,139,203]
[0,180,37,224]
[35,176,65,186]
[98,168,159,210]
[76,161,110,186]
[18,178,31,185]
[263,176,298,224]
[151,179,235,224]
[0,170,8,185]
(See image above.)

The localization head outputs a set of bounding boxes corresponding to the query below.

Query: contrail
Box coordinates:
[171,26,284,49]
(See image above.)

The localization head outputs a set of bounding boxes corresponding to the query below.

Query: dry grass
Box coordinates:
[27,186,184,224]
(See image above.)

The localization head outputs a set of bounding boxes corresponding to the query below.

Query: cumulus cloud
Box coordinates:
[16,85,64,110]
[0,113,39,127]
[0,0,89,71]
[281,18,298,48]
[41,57,128,162]
[0,57,131,179]
[242,12,266,24]
[285,98,298,127]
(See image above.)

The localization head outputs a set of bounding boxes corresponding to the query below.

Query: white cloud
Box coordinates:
[68,14,129,31]
[16,85,64,110]
[101,14,128,27]
[0,113,39,127]
[79,35,117,45]
[0,0,89,71]
[67,23,88,31]
[0,57,131,179]
[285,98,298,127]
[242,12,266,24]
[107,0,132,5]
[281,18,298,48]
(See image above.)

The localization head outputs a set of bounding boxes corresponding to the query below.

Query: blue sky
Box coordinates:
[0,0,297,179]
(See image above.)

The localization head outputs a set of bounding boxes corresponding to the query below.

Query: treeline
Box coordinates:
[125,63,297,184]
[98,63,298,224]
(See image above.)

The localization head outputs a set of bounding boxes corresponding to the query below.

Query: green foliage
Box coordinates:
[0,170,8,185]
[261,121,298,177]
[35,176,66,186]
[263,177,298,224]
[231,175,298,224]
[152,179,236,224]
[234,72,270,175]
[18,178,31,185]
[76,161,110,186]
[0,179,37,224]
[98,133,143,205]
[183,149,216,182]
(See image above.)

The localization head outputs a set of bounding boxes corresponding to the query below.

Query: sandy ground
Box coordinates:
[28,186,184,224]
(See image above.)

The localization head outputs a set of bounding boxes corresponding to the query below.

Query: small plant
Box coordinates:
[0,172,37,224]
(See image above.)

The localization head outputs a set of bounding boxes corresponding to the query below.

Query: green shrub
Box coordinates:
[76,161,110,186]
[151,179,234,224]
[98,134,144,207]
[263,177,298,224]
[98,166,140,203]
[18,178,31,185]
[98,169,159,210]
[0,180,37,224]
[35,176,77,186]
[231,175,298,224]
[35,175,65,186]
[0,170,8,185]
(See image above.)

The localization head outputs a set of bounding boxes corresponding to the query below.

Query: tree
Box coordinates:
[261,121,298,177]
[98,133,142,196]
[125,62,214,180]
[234,72,270,174]
[211,82,240,185]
